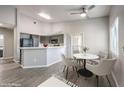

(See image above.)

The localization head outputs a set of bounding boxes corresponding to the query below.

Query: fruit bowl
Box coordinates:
[43,44,48,47]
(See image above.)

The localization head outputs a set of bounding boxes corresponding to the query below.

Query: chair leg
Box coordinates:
[106,75,112,87]
[66,67,69,79]
[77,60,81,65]
[77,59,79,64]
[63,65,66,72]
[75,67,79,78]
[81,60,84,66]
[96,75,99,87]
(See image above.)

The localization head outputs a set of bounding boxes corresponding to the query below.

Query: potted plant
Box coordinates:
[83,46,89,53]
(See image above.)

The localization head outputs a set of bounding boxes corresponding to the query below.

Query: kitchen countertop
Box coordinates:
[0,48,3,50]
[20,46,65,50]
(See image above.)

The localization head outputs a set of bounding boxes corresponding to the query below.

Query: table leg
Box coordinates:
[84,59,86,69]
[78,59,93,77]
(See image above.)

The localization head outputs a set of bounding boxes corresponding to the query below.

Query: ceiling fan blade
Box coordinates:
[68,5,86,12]
[87,5,95,10]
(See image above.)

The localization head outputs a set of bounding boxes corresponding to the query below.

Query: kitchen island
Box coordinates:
[20,46,65,68]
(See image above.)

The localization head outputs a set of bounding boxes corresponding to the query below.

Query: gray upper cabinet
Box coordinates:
[40,34,64,46]
[32,35,39,47]
[20,33,30,39]
[0,6,16,27]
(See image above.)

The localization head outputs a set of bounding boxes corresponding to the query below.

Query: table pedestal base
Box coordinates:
[78,69,93,77]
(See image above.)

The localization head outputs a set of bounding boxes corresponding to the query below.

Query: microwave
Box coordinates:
[0,49,3,58]
[51,39,58,44]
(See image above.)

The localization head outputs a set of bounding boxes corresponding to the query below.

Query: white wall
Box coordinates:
[17,13,51,35]
[109,6,124,87]
[52,17,109,57]
[0,28,14,58]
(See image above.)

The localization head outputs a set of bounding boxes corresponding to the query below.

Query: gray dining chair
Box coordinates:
[86,58,116,86]
[61,54,80,79]
[89,51,108,65]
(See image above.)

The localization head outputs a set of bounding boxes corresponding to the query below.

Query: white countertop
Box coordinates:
[20,46,65,50]
[0,48,3,50]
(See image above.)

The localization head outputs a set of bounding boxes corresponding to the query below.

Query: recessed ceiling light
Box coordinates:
[38,13,52,20]
[0,23,3,26]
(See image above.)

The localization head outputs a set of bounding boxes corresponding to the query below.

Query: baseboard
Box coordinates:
[46,60,62,67]
[3,57,14,60]
[0,57,14,63]
[21,60,62,69]
[111,72,119,87]
[21,65,47,69]
[13,59,20,63]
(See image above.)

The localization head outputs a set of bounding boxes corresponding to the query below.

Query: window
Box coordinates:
[0,34,4,58]
[110,17,119,57]
[0,34,4,47]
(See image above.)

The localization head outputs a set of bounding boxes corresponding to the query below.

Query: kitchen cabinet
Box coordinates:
[20,47,65,68]
[40,34,64,46]
[32,35,39,47]
[20,33,30,38]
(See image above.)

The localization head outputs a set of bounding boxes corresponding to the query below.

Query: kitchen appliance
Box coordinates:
[20,38,33,47]
[0,49,3,58]
[51,39,58,44]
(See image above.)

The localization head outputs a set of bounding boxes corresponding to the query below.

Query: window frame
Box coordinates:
[110,17,119,57]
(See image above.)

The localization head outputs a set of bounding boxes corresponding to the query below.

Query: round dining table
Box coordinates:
[73,53,99,77]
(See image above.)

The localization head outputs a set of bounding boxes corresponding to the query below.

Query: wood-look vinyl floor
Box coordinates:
[0,62,115,87]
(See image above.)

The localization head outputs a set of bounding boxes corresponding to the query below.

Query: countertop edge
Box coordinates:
[20,46,65,50]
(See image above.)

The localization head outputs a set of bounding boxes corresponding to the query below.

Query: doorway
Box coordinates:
[0,34,4,63]
[0,28,14,63]
[71,33,83,57]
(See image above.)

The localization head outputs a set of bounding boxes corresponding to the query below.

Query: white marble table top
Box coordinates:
[73,53,99,60]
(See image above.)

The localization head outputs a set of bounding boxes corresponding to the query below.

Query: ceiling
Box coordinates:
[15,5,111,23]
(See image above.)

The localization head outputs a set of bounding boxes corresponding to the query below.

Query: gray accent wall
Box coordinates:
[0,28,14,58]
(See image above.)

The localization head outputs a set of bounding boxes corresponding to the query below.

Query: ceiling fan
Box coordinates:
[69,5,96,18]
